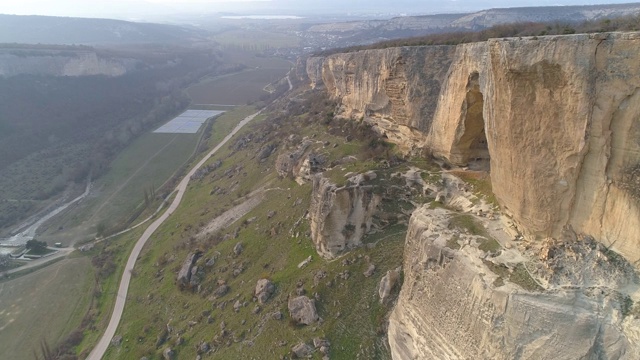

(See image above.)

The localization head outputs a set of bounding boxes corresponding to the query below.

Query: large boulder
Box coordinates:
[309,175,381,259]
[275,140,314,179]
[177,251,202,288]
[255,279,275,304]
[379,267,401,304]
[288,296,319,325]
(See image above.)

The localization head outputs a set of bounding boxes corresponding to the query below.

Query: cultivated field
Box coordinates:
[186,68,288,105]
[0,257,94,360]
[212,29,300,50]
[40,131,201,244]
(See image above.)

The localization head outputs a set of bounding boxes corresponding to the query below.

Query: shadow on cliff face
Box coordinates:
[451,72,490,171]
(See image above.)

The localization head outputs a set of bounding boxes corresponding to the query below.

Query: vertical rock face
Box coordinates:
[388,206,638,360]
[309,32,640,360]
[485,33,640,262]
[308,32,640,265]
[309,175,381,259]
[311,46,456,152]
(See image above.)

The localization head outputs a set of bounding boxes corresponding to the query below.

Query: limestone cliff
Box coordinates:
[388,206,640,359]
[308,32,640,266]
[0,48,139,77]
[309,31,640,360]
[308,46,456,153]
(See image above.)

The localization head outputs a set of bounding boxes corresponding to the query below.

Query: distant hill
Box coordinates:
[450,2,640,29]
[305,2,640,47]
[0,14,207,45]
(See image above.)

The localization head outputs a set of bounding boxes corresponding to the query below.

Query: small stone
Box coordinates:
[111,335,123,347]
[298,256,312,269]
[198,342,210,354]
[233,300,242,312]
[363,264,376,277]
[214,284,230,298]
[162,347,175,360]
[313,338,330,349]
[292,342,314,358]
[233,242,243,256]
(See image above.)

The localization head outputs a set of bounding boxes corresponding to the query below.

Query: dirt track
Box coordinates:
[86,110,261,360]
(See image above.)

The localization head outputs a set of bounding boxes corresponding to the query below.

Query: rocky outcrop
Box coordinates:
[275,139,325,184]
[0,48,139,77]
[309,32,640,266]
[378,267,400,304]
[388,205,640,360]
[288,296,319,325]
[254,279,275,304]
[309,174,381,259]
[177,251,202,288]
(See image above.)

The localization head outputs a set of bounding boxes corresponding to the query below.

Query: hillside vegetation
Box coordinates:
[73,82,445,360]
[0,45,232,231]
[317,13,640,55]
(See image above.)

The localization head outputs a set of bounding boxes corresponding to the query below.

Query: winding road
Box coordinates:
[86,110,261,360]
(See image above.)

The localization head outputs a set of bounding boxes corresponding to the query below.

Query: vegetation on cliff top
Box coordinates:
[316,14,640,56]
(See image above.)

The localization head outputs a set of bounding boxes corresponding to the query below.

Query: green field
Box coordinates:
[39,130,201,245]
[0,257,94,360]
[186,68,289,105]
[212,29,301,50]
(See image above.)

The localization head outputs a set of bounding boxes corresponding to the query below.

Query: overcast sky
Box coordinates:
[0,0,635,19]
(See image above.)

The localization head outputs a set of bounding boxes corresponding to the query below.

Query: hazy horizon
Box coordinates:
[0,0,637,21]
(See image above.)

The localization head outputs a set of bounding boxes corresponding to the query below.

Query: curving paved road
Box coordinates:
[86,110,261,360]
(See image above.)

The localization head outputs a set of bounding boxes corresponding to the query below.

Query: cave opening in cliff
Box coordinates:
[454,72,489,170]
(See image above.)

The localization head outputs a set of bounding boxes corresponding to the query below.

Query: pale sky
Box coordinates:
[0,0,634,19]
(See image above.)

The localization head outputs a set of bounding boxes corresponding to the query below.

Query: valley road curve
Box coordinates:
[86,110,262,360]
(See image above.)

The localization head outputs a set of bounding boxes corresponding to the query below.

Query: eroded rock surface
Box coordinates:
[387,205,640,360]
[288,296,319,325]
[177,251,202,288]
[309,174,381,259]
[255,279,275,304]
[309,32,640,266]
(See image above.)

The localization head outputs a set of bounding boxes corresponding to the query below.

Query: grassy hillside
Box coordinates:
[0,257,94,360]
[93,88,439,360]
